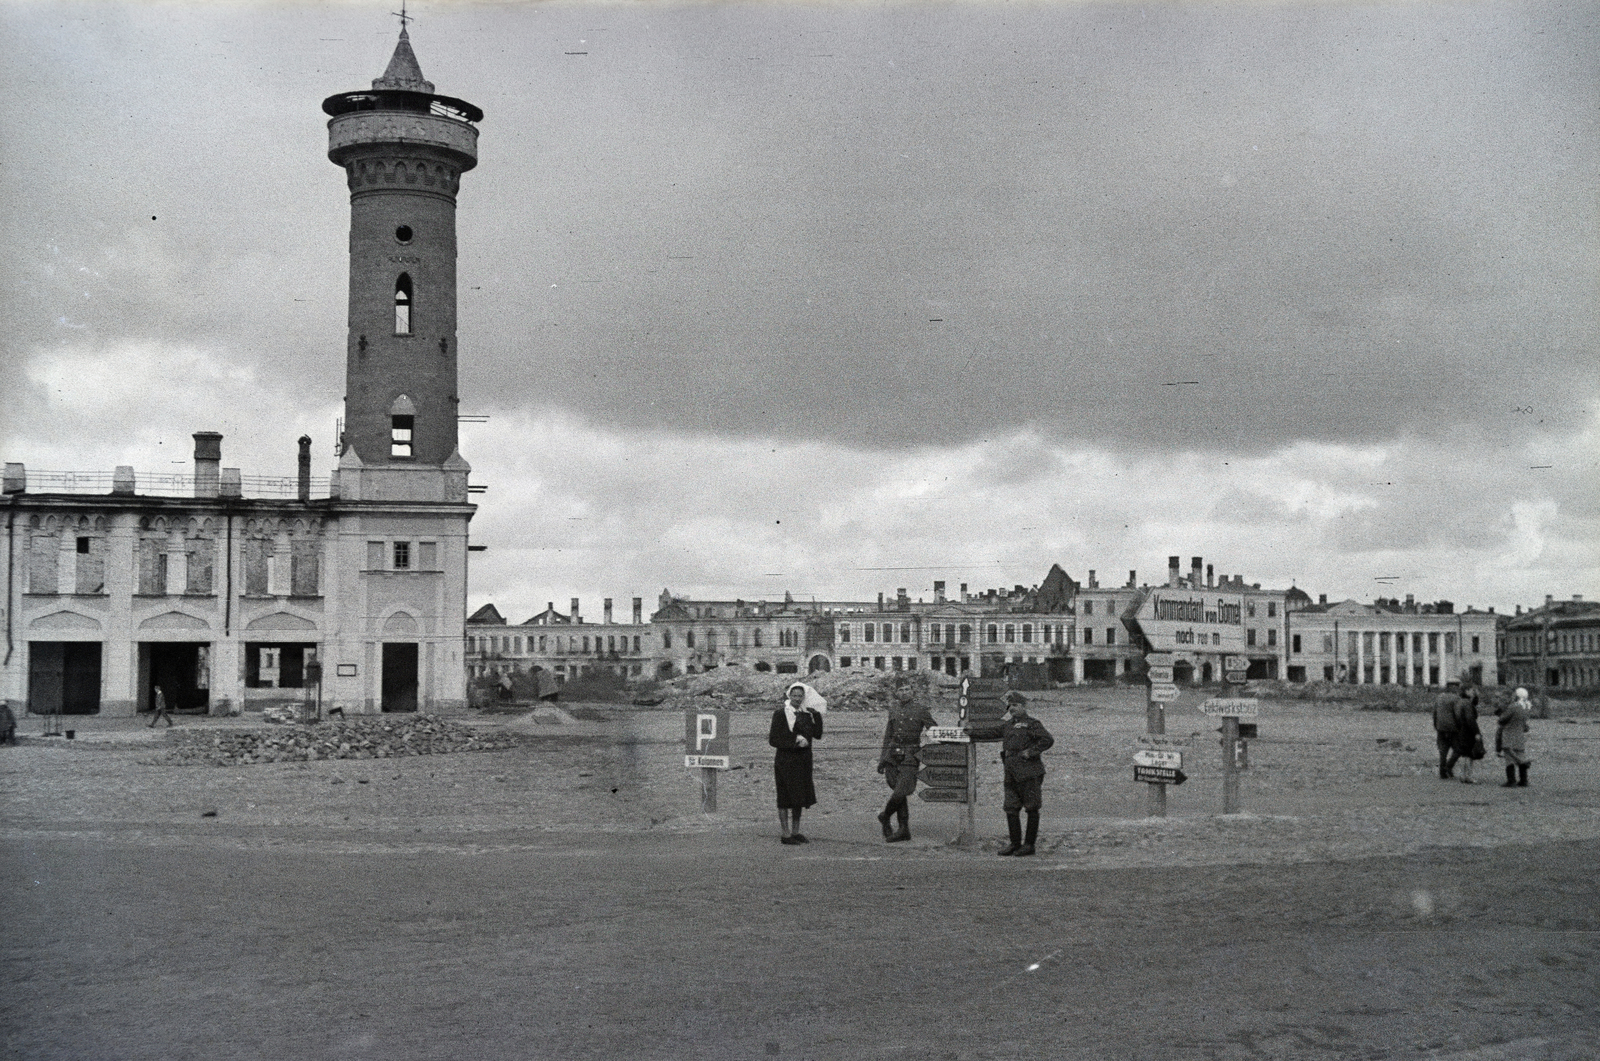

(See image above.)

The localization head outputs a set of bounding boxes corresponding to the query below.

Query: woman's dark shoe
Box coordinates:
[1014,843,1036,857]
[996,843,1020,856]
[791,833,808,843]
[886,826,911,843]
[780,836,801,845]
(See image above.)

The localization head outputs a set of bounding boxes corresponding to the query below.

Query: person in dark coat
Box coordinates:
[1495,687,1533,788]
[876,678,939,843]
[769,682,825,845]
[996,691,1053,857]
[1450,679,1483,784]
[148,685,173,728]
[1433,680,1461,779]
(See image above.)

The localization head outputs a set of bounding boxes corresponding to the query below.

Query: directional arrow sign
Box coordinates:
[1147,666,1175,684]
[918,788,969,803]
[1149,683,1181,703]
[1134,765,1187,785]
[1144,652,1175,667]
[925,726,969,744]
[1200,698,1260,717]
[1133,749,1182,768]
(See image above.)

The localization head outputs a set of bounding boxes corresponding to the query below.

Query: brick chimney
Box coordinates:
[1128,570,1137,587]
[571,597,581,622]
[633,597,643,624]
[1168,557,1181,587]
[193,432,222,499]
[604,598,613,624]
[1190,557,1203,588]
[297,435,312,501]
[934,580,946,603]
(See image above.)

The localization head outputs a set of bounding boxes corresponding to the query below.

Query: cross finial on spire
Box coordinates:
[393,1,412,34]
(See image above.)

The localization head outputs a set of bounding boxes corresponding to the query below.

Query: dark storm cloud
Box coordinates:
[452,1,1597,453]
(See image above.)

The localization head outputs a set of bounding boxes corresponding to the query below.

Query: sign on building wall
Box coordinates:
[1134,589,1246,652]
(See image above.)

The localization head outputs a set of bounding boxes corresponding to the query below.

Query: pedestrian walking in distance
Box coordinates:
[1433,679,1462,779]
[876,678,938,843]
[996,691,1053,857]
[1495,687,1533,788]
[769,682,825,845]
[148,685,173,728]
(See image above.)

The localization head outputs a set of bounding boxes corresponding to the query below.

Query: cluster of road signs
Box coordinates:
[917,728,973,804]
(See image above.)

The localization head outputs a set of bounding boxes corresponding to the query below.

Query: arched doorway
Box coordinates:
[807,655,832,674]
[1173,660,1195,685]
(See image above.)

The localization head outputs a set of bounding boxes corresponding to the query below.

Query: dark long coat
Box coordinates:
[769,707,823,809]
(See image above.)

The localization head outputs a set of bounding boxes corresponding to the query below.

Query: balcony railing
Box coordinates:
[18,470,333,500]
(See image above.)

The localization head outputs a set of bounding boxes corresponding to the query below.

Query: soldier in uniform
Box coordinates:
[997,691,1053,857]
[876,678,938,843]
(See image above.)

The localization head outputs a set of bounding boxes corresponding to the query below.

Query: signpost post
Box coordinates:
[918,727,975,843]
[1200,697,1257,813]
[1142,653,1174,817]
[683,708,731,813]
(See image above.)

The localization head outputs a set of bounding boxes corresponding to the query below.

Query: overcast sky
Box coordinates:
[3,0,1596,623]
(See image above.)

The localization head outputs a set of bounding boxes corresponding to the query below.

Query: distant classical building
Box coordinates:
[1502,596,1599,692]
[1283,595,1498,687]
[466,598,656,685]
[2,26,481,718]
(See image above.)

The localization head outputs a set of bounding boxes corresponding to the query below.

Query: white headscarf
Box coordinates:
[784,681,828,730]
[1514,687,1530,703]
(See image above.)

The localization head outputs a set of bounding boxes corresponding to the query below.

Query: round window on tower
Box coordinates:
[395,225,414,244]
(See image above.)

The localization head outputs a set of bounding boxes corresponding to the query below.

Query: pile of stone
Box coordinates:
[165,715,519,766]
[659,669,941,712]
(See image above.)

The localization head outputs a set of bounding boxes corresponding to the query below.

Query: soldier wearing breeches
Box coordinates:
[876,680,937,843]
[997,691,1053,857]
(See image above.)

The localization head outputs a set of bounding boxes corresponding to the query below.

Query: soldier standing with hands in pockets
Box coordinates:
[996,691,1053,857]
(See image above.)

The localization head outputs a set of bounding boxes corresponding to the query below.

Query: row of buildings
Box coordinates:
[467,556,1598,696]
[6,26,1595,721]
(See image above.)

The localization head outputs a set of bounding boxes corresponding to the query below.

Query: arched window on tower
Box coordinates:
[394,274,414,335]
[389,395,417,459]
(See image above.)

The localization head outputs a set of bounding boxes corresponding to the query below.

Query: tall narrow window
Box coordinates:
[394,274,413,335]
[391,415,414,458]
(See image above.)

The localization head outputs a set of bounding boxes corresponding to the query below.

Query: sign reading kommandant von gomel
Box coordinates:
[684,708,731,768]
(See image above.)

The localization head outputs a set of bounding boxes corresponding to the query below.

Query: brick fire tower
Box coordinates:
[322,23,481,495]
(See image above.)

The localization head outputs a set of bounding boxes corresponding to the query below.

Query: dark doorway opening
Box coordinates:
[28,641,103,715]
[1173,660,1195,684]
[142,642,212,713]
[1082,659,1117,682]
[382,642,419,712]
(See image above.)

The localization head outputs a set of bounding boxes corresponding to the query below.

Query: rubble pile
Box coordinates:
[165,715,519,766]
[658,668,941,712]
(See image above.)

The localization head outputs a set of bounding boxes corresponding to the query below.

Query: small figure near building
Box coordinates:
[876,678,938,843]
[996,691,1053,857]
[148,686,173,728]
[1495,687,1533,788]
[770,682,826,845]
[1433,679,1462,780]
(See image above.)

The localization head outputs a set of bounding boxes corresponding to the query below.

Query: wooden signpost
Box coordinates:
[1200,696,1258,813]
[683,708,731,813]
[1142,653,1174,816]
[918,725,976,842]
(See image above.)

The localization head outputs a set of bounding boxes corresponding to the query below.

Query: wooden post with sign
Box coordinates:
[1201,696,1257,814]
[919,727,974,844]
[684,708,732,814]
[1144,653,1175,817]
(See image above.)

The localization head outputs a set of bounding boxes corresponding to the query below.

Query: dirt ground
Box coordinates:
[4,685,1599,1060]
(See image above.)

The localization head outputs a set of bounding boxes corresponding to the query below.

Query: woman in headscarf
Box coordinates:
[1495,687,1533,787]
[769,682,825,845]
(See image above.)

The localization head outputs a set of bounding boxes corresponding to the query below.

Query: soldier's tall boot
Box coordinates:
[997,812,1023,856]
[887,804,911,843]
[878,800,897,841]
[1015,810,1039,857]
[1502,764,1518,787]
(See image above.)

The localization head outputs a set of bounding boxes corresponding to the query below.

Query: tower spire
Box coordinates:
[374,3,433,93]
